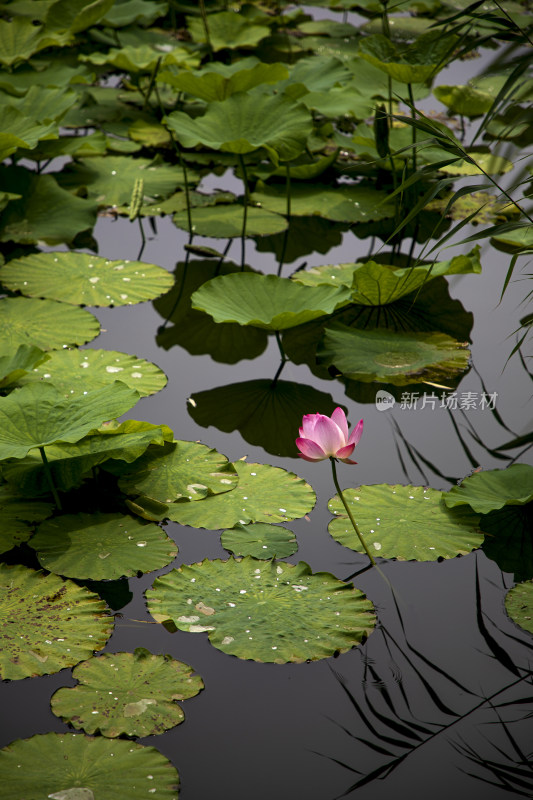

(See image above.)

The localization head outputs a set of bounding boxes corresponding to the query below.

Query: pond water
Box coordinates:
[1,2,532,799]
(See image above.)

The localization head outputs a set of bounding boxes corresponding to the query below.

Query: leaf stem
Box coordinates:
[330,457,375,566]
[39,446,62,511]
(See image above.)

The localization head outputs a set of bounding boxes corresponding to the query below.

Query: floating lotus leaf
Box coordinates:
[0,297,100,353]
[490,223,533,253]
[0,382,139,460]
[117,440,238,503]
[166,461,316,530]
[188,379,346,458]
[187,11,270,51]
[0,564,113,680]
[0,483,54,554]
[173,203,287,238]
[301,84,374,119]
[146,557,375,663]
[444,464,533,514]
[6,85,78,126]
[0,166,98,245]
[481,505,533,582]
[1,252,173,306]
[166,93,312,163]
[318,325,470,385]
[0,733,179,799]
[30,512,177,580]
[433,84,495,117]
[221,522,298,559]
[2,421,173,495]
[161,62,288,101]
[251,183,395,223]
[292,248,481,304]
[55,156,192,208]
[191,273,350,330]
[19,348,167,398]
[0,106,57,161]
[438,151,513,176]
[328,484,483,561]
[51,648,203,737]
[505,581,533,637]
[426,192,518,224]
[0,344,48,388]
[80,43,198,73]
[154,260,268,363]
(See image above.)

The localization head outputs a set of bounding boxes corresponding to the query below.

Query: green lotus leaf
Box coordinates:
[437,151,513,176]
[505,580,533,637]
[191,273,350,331]
[1,251,173,306]
[116,440,238,503]
[221,522,298,559]
[481,504,533,582]
[329,484,483,561]
[361,14,434,39]
[0,166,98,245]
[55,156,192,208]
[433,84,494,117]
[30,512,177,580]
[165,461,315,530]
[0,733,180,798]
[490,223,533,253]
[154,260,268,363]
[146,557,375,662]
[0,106,57,161]
[301,84,374,119]
[318,325,470,385]
[161,62,288,102]
[173,203,287,238]
[0,345,48,388]
[51,648,203,737]
[359,31,458,84]
[0,564,113,680]
[426,191,518,224]
[45,0,115,34]
[0,483,54,554]
[251,182,395,223]
[444,464,533,514]
[0,17,67,67]
[0,57,94,94]
[186,11,270,51]
[19,348,167,397]
[102,0,168,27]
[0,298,99,354]
[292,247,481,304]
[5,85,78,125]
[0,382,139,460]
[2,420,173,495]
[19,131,108,162]
[187,379,346,458]
[80,43,196,73]
[166,93,312,163]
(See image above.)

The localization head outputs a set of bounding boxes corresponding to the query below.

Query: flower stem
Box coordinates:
[330,457,375,566]
[39,446,62,511]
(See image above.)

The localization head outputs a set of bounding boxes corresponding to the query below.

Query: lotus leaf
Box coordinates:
[444,464,533,514]
[505,581,533,637]
[0,297,99,353]
[19,348,167,397]
[161,62,288,102]
[188,379,346,458]
[490,223,533,253]
[5,85,78,124]
[0,483,54,554]
[191,273,350,330]
[116,439,238,503]
[0,382,139,460]
[329,484,483,560]
[51,648,203,737]
[0,733,179,798]
[318,325,470,384]
[146,557,375,662]
[1,251,173,306]
[0,564,113,680]
[166,460,314,529]
[186,11,270,51]
[102,0,168,27]
[359,32,458,84]
[30,512,177,580]
[251,182,395,223]
[433,84,495,117]
[2,421,173,495]
[0,17,67,67]
[173,203,287,238]
[0,166,98,244]
[221,522,298,559]
[55,156,193,208]
[165,93,312,164]
[0,345,48,388]
[80,44,197,73]
[437,151,513,176]
[0,106,58,161]
[45,0,115,34]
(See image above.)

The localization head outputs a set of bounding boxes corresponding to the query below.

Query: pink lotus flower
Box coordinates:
[296,408,363,464]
